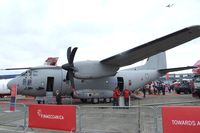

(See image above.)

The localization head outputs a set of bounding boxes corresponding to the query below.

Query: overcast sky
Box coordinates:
[0,0,200,74]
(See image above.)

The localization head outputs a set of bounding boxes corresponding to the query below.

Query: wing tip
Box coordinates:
[188,25,200,31]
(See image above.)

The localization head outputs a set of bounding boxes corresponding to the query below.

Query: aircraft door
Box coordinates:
[117,77,124,92]
[46,77,54,92]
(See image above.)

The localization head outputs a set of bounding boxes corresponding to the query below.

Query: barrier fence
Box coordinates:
[0,102,27,130]
[1,101,200,133]
[28,104,77,132]
[79,106,157,133]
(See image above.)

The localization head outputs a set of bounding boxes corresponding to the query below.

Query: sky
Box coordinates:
[0,0,200,75]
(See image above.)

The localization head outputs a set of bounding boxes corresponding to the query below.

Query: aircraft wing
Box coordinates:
[101,25,200,67]
[0,74,19,79]
[158,66,197,75]
[3,66,62,70]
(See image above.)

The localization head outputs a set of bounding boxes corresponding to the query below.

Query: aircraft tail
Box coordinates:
[192,60,200,74]
[132,52,167,70]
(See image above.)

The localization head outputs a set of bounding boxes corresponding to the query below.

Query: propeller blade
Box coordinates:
[66,71,69,80]
[63,47,78,97]
[67,47,71,63]
[69,71,75,89]
[69,47,78,65]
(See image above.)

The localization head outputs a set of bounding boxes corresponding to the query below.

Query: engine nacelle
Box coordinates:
[74,61,119,79]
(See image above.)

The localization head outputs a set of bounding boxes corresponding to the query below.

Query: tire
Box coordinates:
[176,90,180,94]
[104,98,111,103]
[92,98,99,104]
[81,99,87,103]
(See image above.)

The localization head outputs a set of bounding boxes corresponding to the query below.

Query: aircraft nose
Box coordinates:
[7,79,15,90]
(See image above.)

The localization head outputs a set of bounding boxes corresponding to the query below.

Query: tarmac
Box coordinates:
[1,92,200,133]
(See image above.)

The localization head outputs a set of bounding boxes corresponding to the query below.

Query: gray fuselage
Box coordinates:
[8,68,161,99]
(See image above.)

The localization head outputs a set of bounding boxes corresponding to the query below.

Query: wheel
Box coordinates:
[37,100,41,104]
[104,98,111,103]
[176,90,180,94]
[91,98,99,104]
[81,99,87,103]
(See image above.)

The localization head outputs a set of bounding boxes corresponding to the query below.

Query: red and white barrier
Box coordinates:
[28,104,76,132]
[162,106,200,133]
[10,84,17,111]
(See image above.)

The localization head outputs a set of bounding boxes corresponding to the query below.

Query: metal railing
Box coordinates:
[77,100,200,133]
[0,102,27,130]
[78,105,156,133]
[1,100,200,133]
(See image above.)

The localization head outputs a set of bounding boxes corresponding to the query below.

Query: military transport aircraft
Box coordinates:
[6,25,200,103]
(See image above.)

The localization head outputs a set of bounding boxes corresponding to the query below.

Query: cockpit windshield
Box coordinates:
[20,70,32,77]
[20,71,27,76]
[20,70,38,77]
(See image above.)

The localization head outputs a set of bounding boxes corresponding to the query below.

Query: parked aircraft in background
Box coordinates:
[6,25,200,103]
[192,60,200,74]
[0,78,15,98]
[0,70,21,98]
[191,60,200,98]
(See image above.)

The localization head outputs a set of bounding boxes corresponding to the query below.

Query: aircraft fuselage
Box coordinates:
[8,68,161,99]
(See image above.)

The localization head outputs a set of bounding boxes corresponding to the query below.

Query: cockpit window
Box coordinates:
[28,70,32,76]
[20,71,27,76]
[27,79,32,85]
[32,70,38,76]
[20,70,32,77]
[23,79,26,85]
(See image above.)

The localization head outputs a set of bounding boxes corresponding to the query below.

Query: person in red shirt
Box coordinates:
[112,86,121,106]
[123,88,131,106]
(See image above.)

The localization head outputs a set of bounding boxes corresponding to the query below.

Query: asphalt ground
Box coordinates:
[0,92,200,133]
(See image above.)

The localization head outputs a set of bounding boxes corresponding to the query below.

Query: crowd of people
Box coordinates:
[142,81,175,96]
[148,81,165,95]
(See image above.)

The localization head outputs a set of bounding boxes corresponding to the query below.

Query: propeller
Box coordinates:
[62,47,78,96]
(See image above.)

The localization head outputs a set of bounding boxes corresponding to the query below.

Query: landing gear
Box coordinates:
[80,99,87,103]
[80,98,112,104]
[36,97,46,104]
[104,98,112,103]
[37,100,41,104]
[91,98,99,104]
[37,100,45,104]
